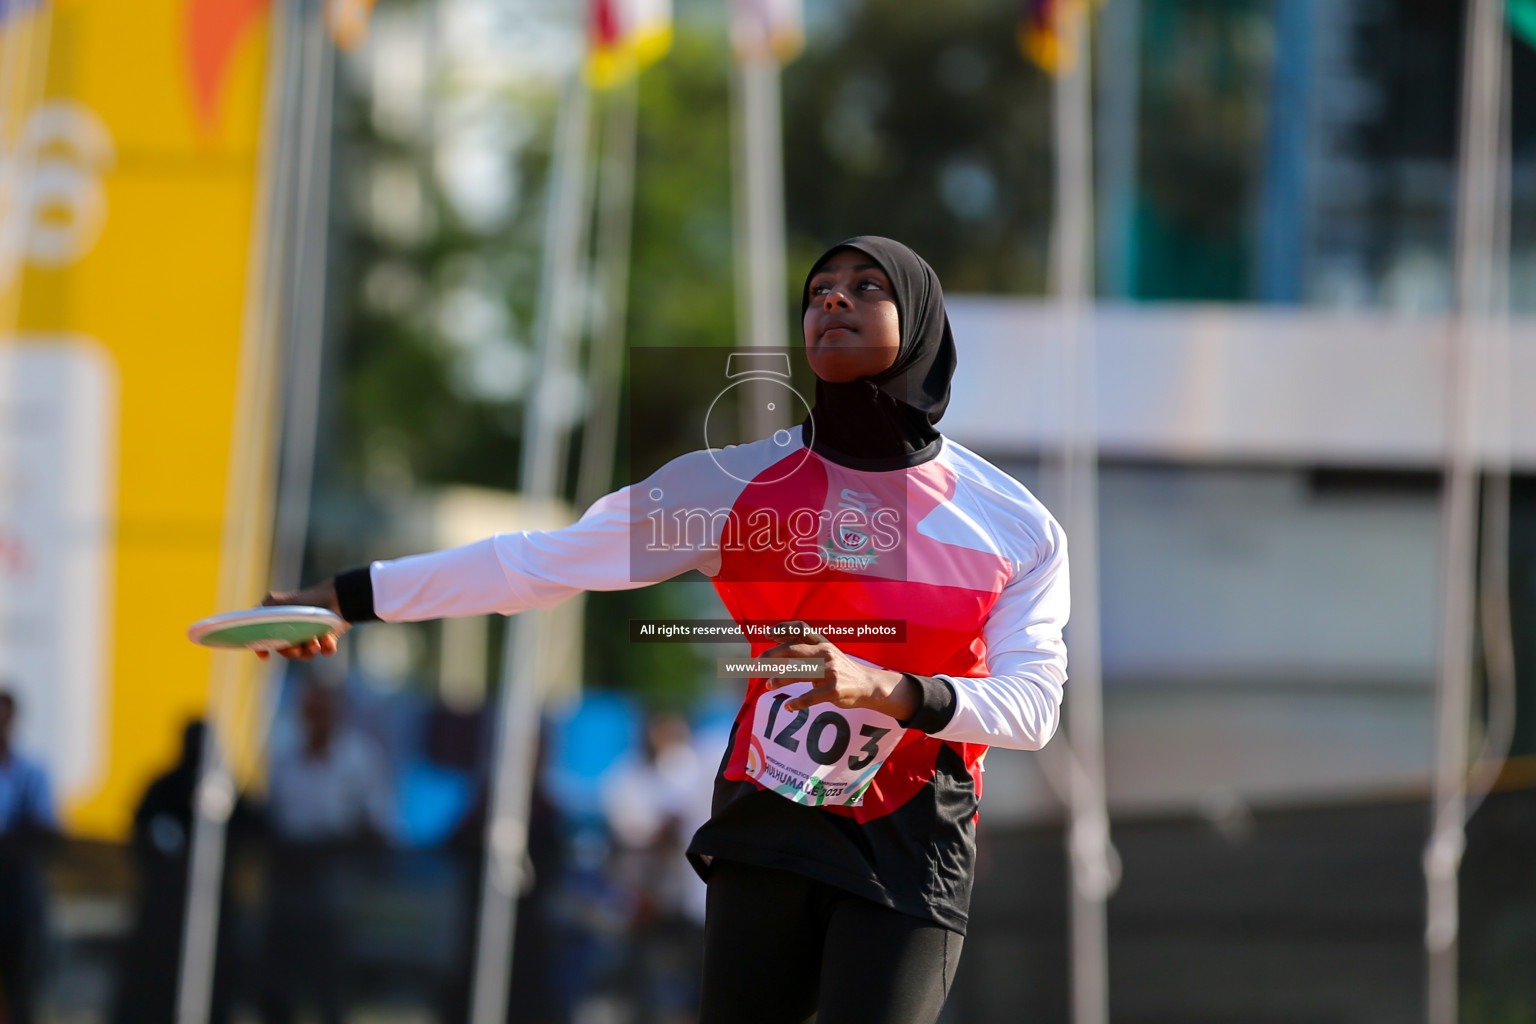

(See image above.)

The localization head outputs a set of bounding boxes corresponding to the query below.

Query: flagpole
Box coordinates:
[175,0,303,1020]
[1426,3,1507,1022]
[469,62,595,1024]
[271,0,338,596]
[577,80,639,511]
[1050,10,1115,1024]
[732,42,789,440]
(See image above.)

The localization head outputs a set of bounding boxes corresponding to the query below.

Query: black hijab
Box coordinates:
[800,236,958,470]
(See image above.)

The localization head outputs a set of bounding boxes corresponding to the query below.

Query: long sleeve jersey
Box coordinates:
[349,426,1069,931]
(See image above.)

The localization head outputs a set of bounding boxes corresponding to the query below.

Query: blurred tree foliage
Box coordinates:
[783,0,1055,296]
[323,0,1284,516]
[584,29,741,708]
[607,30,742,490]
[626,35,737,352]
[325,23,744,498]
[315,0,1285,703]
[325,77,548,498]
[783,0,1274,302]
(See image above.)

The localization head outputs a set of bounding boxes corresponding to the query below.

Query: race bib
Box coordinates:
[743,681,906,807]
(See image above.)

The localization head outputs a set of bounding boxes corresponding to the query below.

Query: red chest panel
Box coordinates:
[710,451,1011,820]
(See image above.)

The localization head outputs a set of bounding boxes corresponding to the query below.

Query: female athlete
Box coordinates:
[265,236,1070,1024]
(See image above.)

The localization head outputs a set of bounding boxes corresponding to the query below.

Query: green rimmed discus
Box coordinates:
[186,606,344,652]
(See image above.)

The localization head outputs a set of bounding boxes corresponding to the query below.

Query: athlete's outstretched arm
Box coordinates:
[261,442,784,658]
[258,486,664,660]
[356,480,705,622]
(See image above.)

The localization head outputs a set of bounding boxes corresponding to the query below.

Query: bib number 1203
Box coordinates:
[763,693,889,770]
[744,682,905,807]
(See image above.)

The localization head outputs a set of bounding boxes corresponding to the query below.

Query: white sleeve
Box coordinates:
[367,443,778,623]
[929,518,1070,750]
[371,485,699,622]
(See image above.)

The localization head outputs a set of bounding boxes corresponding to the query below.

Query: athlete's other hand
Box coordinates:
[254,580,348,661]
[760,621,919,721]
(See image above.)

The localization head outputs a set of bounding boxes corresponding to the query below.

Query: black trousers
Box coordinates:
[698,859,962,1024]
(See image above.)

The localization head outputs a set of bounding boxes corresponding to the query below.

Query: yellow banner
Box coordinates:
[3,0,277,838]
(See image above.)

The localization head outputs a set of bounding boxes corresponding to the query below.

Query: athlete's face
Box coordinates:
[803,249,901,383]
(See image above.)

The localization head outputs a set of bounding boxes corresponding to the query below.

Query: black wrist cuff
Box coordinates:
[897,673,957,734]
[333,567,379,623]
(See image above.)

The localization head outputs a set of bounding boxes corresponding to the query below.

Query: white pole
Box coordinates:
[175,1,301,1020]
[577,81,639,511]
[469,66,594,1024]
[1426,3,1506,1023]
[1053,12,1114,1024]
[740,59,786,353]
[271,13,337,594]
[732,52,789,440]
[1467,34,1517,823]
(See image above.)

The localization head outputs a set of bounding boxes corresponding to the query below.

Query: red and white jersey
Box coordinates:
[367,426,1068,930]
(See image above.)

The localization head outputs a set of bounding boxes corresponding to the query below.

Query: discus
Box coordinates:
[187,606,344,652]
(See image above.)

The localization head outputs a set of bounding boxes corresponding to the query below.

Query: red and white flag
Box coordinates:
[587,0,673,89]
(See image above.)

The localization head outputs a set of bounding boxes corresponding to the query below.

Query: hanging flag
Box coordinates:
[586,0,673,90]
[1020,0,1094,74]
[325,0,379,51]
[185,0,273,134]
[732,0,804,64]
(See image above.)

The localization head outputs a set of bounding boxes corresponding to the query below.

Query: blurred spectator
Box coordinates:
[0,689,57,1024]
[258,682,392,1024]
[112,720,246,1024]
[600,713,712,1024]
